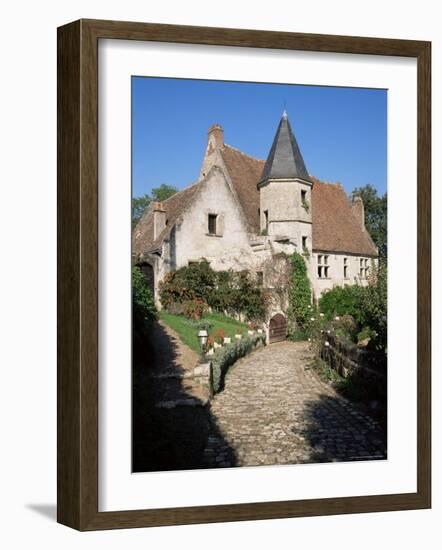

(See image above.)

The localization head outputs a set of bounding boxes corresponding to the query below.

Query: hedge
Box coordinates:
[211,333,266,394]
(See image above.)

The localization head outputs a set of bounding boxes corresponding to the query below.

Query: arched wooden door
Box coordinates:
[269,313,287,344]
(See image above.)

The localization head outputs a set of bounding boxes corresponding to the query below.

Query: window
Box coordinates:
[317,254,330,278]
[343,257,348,279]
[301,190,307,203]
[208,214,217,235]
[256,271,264,287]
[359,257,370,279]
[264,210,269,231]
[302,236,308,251]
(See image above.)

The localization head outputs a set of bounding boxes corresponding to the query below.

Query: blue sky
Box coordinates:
[132,77,387,198]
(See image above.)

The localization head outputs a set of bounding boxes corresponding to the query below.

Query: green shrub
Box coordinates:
[132,266,157,346]
[319,285,365,324]
[317,262,387,352]
[159,260,215,306]
[359,262,387,351]
[181,298,207,320]
[288,252,312,331]
[159,262,265,322]
[132,266,156,324]
[211,333,266,393]
[229,271,265,321]
[288,329,309,342]
[357,326,376,344]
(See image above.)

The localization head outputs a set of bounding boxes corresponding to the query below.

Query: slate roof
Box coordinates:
[259,111,311,183]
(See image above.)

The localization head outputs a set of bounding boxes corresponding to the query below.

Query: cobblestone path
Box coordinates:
[203,341,386,468]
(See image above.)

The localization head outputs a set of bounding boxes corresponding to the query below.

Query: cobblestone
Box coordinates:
[202,341,386,468]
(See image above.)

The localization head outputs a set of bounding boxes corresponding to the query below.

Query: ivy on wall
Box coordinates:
[288,252,312,331]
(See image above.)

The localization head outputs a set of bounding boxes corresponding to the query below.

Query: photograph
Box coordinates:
[131,77,388,473]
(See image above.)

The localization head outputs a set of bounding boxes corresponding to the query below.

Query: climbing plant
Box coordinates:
[288,251,312,331]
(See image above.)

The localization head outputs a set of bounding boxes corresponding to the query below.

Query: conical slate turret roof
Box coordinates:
[259,111,311,184]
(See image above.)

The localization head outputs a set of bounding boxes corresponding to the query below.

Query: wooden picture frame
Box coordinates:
[57,18,431,530]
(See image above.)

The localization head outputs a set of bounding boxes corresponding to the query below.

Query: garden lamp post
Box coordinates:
[197,329,208,360]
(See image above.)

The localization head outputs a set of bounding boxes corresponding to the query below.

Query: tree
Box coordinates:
[352,184,387,259]
[132,184,178,227]
[132,194,151,227]
[151,183,178,203]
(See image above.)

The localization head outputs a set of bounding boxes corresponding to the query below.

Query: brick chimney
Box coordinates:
[207,123,224,152]
[152,201,166,240]
[351,196,365,229]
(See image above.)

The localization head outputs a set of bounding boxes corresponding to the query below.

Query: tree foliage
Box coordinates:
[288,252,312,331]
[132,183,178,227]
[132,194,151,227]
[132,266,157,327]
[352,184,387,259]
[318,284,365,325]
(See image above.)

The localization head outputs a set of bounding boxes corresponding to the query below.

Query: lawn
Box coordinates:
[159,311,248,353]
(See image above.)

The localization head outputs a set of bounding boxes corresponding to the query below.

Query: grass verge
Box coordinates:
[159,312,248,353]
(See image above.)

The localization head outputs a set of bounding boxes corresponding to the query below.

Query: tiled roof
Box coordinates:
[132,181,203,257]
[132,146,378,259]
[310,177,378,256]
[219,146,265,233]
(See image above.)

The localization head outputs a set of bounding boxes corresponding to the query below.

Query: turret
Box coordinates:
[258,111,312,253]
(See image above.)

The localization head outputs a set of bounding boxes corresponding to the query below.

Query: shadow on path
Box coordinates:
[132,321,236,472]
[297,393,387,463]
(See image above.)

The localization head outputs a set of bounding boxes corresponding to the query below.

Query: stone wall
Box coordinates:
[308,252,376,300]
[320,333,387,400]
[173,168,252,269]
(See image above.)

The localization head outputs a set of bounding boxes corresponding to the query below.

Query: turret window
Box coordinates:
[343,257,348,279]
[301,189,309,212]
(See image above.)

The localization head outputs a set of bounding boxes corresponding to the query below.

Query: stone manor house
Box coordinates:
[133,112,378,339]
